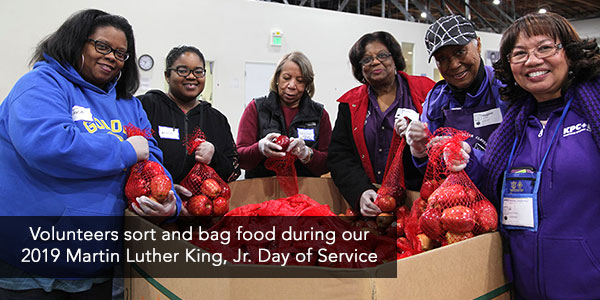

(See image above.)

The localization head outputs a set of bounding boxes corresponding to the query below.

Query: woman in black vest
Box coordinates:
[237,51,332,178]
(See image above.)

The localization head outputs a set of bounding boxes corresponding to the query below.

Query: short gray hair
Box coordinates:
[270,51,315,98]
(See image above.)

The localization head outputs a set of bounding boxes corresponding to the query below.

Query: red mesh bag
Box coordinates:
[374,133,407,213]
[190,194,397,268]
[264,135,298,197]
[179,128,232,216]
[123,124,172,207]
[417,127,498,246]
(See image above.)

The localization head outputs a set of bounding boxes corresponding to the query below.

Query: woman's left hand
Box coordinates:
[195,140,215,164]
[443,142,471,172]
[132,191,177,217]
[288,137,312,163]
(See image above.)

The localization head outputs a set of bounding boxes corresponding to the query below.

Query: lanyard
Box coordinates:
[505,97,573,173]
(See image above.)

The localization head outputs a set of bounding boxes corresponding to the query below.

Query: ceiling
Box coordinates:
[259,0,600,33]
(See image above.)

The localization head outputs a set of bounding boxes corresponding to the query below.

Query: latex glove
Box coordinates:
[174,184,192,198]
[258,133,285,158]
[443,142,471,172]
[288,137,312,163]
[132,190,177,217]
[359,189,381,217]
[195,140,215,165]
[126,136,149,162]
[405,121,429,158]
[426,136,451,152]
[394,118,409,136]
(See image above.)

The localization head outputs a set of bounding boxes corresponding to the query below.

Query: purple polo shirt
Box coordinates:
[364,74,415,183]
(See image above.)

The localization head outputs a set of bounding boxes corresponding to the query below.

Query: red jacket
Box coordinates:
[336,71,435,183]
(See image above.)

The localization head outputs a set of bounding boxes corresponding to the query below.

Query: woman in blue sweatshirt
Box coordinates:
[0,9,181,298]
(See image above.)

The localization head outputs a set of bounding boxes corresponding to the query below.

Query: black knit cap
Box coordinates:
[425,15,477,62]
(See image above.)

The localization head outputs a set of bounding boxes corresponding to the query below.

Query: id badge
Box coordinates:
[500,170,540,231]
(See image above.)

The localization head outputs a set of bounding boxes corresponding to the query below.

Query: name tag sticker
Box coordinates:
[395,108,419,122]
[158,126,180,140]
[473,107,502,128]
[297,128,315,141]
[502,197,535,228]
[71,105,93,122]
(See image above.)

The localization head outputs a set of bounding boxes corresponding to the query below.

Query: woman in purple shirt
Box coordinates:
[457,13,600,299]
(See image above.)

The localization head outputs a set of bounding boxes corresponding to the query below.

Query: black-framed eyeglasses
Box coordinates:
[507,43,563,64]
[86,39,129,62]
[167,66,206,78]
[359,52,392,66]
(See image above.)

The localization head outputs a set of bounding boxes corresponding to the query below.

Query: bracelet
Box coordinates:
[300,147,314,164]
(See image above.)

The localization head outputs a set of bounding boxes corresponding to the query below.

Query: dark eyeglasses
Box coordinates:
[167,66,206,78]
[86,39,129,62]
[359,52,392,66]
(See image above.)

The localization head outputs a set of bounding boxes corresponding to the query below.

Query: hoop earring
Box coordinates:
[80,54,85,70]
[115,71,122,82]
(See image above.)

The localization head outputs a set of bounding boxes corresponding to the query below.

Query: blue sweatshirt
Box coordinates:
[0,55,181,278]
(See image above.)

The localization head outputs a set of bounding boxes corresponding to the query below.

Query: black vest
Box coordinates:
[246,91,324,179]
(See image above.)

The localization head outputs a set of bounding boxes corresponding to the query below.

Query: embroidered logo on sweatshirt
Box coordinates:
[563,122,591,137]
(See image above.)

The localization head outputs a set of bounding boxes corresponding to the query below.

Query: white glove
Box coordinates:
[405,121,429,158]
[194,140,215,164]
[126,136,149,162]
[443,142,471,172]
[258,133,285,158]
[132,190,177,218]
[288,137,312,163]
[359,189,381,217]
[174,184,192,198]
[394,118,409,136]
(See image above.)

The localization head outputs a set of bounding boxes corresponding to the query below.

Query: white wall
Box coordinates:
[0,0,503,138]
[571,18,600,40]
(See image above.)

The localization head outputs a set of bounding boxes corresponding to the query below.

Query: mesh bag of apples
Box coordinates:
[179,129,231,216]
[123,124,172,207]
[264,134,298,196]
[417,127,498,248]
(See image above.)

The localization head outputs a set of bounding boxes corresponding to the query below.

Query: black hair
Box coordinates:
[31,9,139,99]
[348,31,406,83]
[494,12,600,102]
[165,45,205,75]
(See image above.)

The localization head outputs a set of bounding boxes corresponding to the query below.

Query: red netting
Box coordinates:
[180,128,231,216]
[374,133,407,212]
[264,153,298,197]
[190,194,397,268]
[416,127,498,246]
[123,124,170,207]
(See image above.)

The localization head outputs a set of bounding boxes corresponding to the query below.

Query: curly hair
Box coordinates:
[348,31,406,84]
[31,9,139,99]
[493,12,600,102]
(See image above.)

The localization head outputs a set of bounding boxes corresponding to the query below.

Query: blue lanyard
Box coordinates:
[505,97,573,172]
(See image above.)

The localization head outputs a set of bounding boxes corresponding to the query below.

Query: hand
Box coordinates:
[132,190,177,217]
[174,184,192,198]
[359,189,381,217]
[405,121,428,158]
[426,136,451,152]
[443,142,471,172]
[288,137,312,163]
[195,140,215,165]
[126,136,149,162]
[258,133,285,158]
[394,118,409,136]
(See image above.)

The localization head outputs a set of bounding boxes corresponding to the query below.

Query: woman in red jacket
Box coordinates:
[328,31,435,216]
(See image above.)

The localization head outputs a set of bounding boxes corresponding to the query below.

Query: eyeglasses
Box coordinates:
[86,39,129,62]
[359,52,392,66]
[434,46,469,68]
[508,43,563,64]
[167,66,206,78]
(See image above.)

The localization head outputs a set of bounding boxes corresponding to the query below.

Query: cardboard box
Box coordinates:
[124,177,509,300]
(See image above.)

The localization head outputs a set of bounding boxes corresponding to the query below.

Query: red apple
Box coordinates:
[472,200,498,233]
[272,135,290,151]
[220,184,231,200]
[345,208,359,220]
[441,205,476,233]
[200,178,222,198]
[419,208,445,241]
[150,175,171,202]
[374,195,396,212]
[212,197,229,216]
[142,161,164,178]
[420,179,438,201]
[187,195,212,216]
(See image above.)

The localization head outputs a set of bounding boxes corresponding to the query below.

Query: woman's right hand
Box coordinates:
[359,189,381,217]
[126,136,149,162]
[258,133,286,158]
